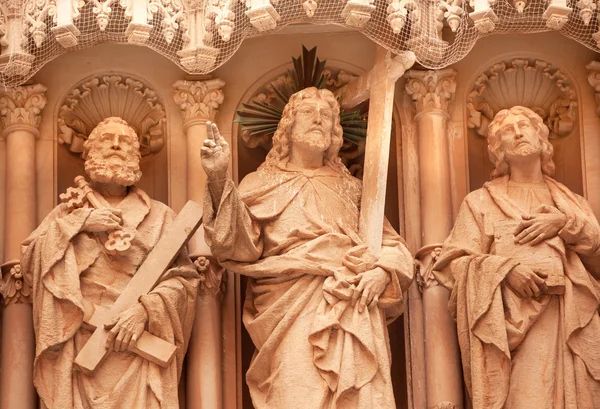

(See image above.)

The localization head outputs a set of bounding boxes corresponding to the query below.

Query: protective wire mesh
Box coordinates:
[1,0,599,87]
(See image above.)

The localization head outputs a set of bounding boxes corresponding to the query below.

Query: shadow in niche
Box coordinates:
[236,122,408,408]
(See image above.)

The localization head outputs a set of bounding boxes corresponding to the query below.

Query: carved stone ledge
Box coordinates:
[415,244,443,292]
[0,84,48,137]
[193,256,227,299]
[173,78,226,128]
[1,260,32,306]
[405,68,457,118]
[57,74,166,156]
[468,58,577,139]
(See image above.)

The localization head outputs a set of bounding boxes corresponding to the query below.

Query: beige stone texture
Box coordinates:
[434,106,600,409]
[202,88,414,408]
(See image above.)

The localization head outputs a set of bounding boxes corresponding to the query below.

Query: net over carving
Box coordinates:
[0,0,598,87]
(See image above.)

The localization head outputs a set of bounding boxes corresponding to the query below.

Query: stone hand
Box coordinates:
[82,208,122,233]
[201,121,230,181]
[514,209,567,246]
[505,264,548,298]
[347,267,391,313]
[104,303,148,352]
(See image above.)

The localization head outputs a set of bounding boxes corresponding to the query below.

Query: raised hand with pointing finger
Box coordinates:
[201,121,231,182]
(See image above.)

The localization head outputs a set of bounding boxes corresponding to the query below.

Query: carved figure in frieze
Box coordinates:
[201,87,414,408]
[22,117,199,409]
[433,106,600,408]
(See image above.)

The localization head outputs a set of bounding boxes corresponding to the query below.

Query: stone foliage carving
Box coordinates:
[1,260,32,306]
[201,87,414,408]
[194,256,226,298]
[148,0,186,44]
[23,116,199,408]
[205,0,235,41]
[467,58,577,140]
[172,78,226,125]
[386,0,418,34]
[405,68,457,115]
[433,106,600,408]
[415,245,442,291]
[58,74,165,156]
[0,84,48,131]
[586,61,600,117]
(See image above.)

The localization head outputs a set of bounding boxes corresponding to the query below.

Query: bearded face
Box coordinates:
[84,121,142,186]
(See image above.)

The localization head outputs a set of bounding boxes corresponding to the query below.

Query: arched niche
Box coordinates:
[466,57,584,195]
[231,59,408,408]
[54,72,169,204]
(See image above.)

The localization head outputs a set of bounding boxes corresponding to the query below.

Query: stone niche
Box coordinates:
[56,72,169,204]
[466,57,583,194]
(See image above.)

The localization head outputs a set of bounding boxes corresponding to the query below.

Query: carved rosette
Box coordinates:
[415,244,443,292]
[1,260,32,306]
[194,256,227,299]
[468,58,577,139]
[405,68,457,117]
[58,74,166,156]
[0,84,48,136]
[172,78,226,128]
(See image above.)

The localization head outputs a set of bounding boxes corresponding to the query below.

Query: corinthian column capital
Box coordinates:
[173,79,226,130]
[1,260,32,306]
[405,68,457,118]
[0,84,48,138]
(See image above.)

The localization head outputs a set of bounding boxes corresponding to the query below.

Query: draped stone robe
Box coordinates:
[22,187,199,409]
[204,164,414,409]
[433,176,600,409]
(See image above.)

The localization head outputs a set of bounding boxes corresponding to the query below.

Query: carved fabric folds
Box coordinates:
[433,176,600,409]
[203,165,414,409]
[21,187,199,409]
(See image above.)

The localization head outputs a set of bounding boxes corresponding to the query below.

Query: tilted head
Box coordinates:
[487,106,555,179]
[83,117,143,186]
[262,87,349,175]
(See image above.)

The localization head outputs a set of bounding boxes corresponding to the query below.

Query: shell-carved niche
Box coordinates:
[58,74,166,157]
[467,58,577,139]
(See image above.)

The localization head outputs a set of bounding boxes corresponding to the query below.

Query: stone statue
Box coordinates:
[201,87,414,408]
[433,106,600,408]
[22,117,199,409]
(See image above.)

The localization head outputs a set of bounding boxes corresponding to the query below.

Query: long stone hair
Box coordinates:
[261,87,350,175]
[487,106,555,179]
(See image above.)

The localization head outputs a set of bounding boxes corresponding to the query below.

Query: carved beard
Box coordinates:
[85,150,142,186]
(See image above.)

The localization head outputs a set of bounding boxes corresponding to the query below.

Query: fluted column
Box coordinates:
[0,84,47,409]
[405,69,463,409]
[173,78,226,409]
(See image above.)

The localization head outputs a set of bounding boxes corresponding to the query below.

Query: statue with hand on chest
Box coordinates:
[201,87,414,409]
[433,106,600,409]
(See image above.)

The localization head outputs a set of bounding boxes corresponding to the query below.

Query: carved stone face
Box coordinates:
[291,97,333,153]
[496,113,542,163]
[84,120,142,186]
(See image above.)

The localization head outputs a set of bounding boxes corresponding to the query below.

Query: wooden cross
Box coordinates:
[74,200,204,375]
[336,47,416,254]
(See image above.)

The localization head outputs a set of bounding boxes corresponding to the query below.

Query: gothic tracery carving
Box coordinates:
[467,58,577,139]
[58,74,166,156]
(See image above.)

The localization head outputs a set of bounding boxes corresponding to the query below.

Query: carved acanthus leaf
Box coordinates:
[24,0,60,48]
[58,74,166,156]
[467,58,577,139]
[0,84,48,130]
[194,257,227,298]
[1,260,32,306]
[386,0,418,33]
[91,0,119,30]
[148,0,186,44]
[172,78,226,124]
[205,0,235,41]
[405,68,457,115]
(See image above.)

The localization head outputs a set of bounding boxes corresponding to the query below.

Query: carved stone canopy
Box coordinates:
[467,58,577,140]
[58,74,166,157]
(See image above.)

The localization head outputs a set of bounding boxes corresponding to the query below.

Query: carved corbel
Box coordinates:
[542,0,572,29]
[52,0,84,48]
[194,256,227,299]
[173,78,226,129]
[405,68,457,118]
[1,260,32,306]
[0,1,35,78]
[23,0,83,49]
[415,244,443,292]
[469,0,498,34]
[206,0,236,41]
[0,84,48,138]
[386,0,418,34]
[341,0,375,28]
[241,0,280,31]
[177,1,220,72]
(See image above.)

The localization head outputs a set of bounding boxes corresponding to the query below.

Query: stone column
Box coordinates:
[173,78,226,409]
[405,69,463,409]
[0,84,47,409]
